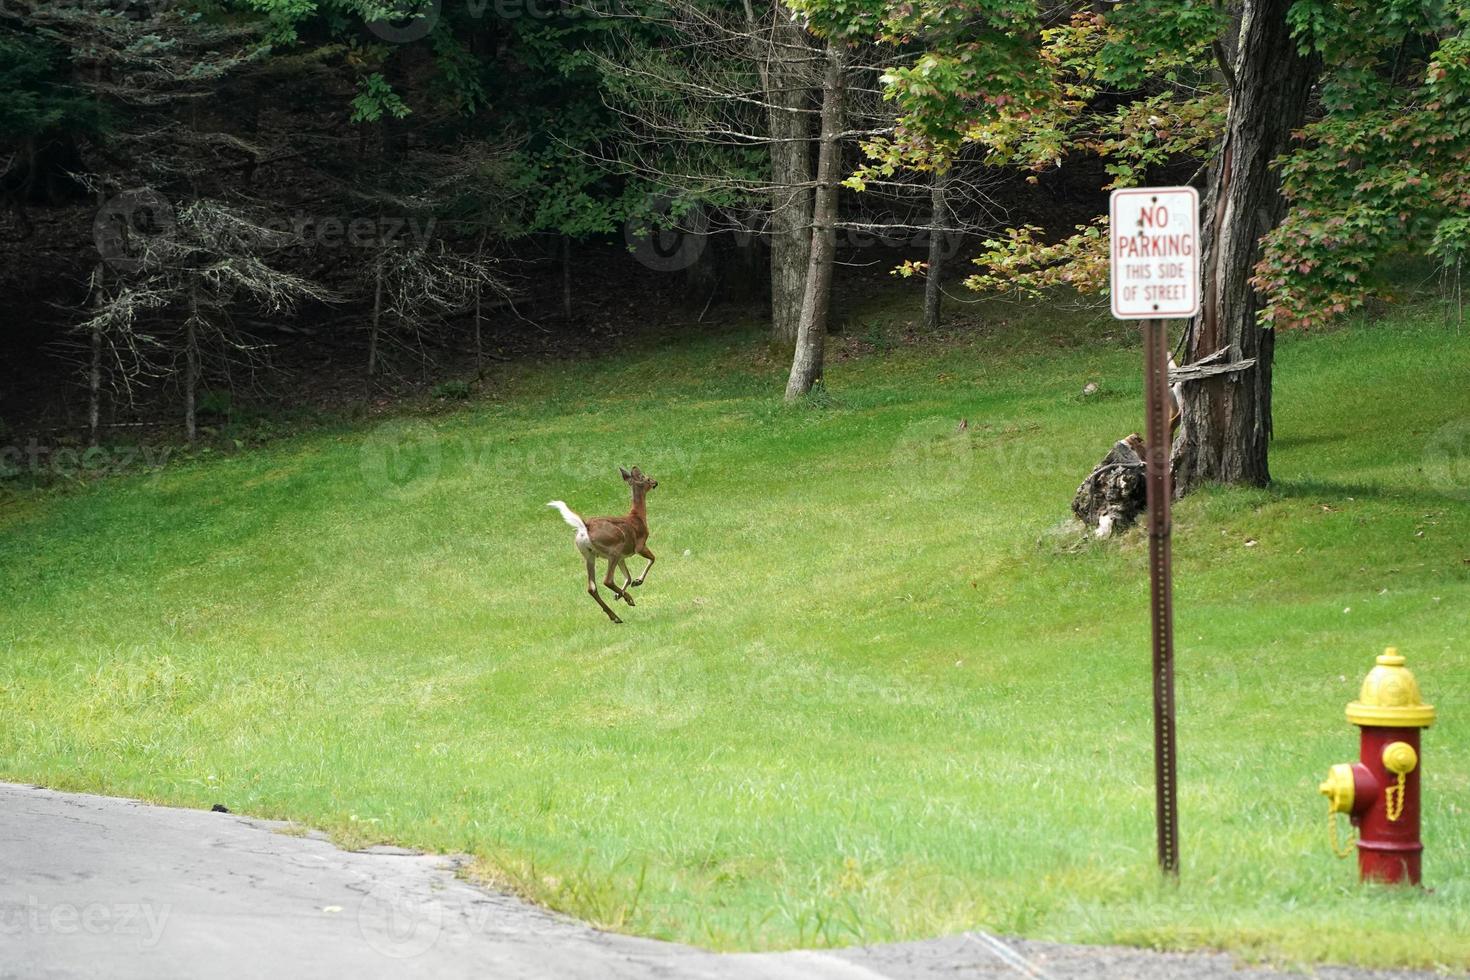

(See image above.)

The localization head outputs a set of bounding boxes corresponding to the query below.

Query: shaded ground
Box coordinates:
[0,784,1449,980]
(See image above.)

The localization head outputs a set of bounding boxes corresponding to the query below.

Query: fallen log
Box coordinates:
[1071,346,1258,538]
[1072,433,1148,538]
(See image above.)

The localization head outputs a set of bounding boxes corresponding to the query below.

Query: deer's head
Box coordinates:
[619,466,658,493]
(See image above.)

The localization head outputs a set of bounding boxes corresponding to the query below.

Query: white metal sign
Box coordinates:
[1109,186,1201,320]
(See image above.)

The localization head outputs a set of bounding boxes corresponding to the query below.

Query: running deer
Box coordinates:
[547,466,657,624]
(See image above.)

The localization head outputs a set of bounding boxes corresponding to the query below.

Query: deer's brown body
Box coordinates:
[547,467,657,624]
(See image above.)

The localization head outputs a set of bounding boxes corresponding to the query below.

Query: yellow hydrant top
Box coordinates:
[1345,648,1436,728]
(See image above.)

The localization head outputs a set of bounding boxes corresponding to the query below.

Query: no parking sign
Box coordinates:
[1110,185,1201,879]
[1110,187,1201,320]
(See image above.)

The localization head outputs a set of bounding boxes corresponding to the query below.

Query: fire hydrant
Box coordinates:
[1319,648,1435,885]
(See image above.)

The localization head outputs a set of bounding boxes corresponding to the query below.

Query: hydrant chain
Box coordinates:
[1384,774,1406,823]
[1381,741,1417,823]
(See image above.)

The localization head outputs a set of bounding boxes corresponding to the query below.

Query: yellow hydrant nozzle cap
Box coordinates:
[1319,763,1355,814]
[1345,647,1436,728]
[1382,741,1418,776]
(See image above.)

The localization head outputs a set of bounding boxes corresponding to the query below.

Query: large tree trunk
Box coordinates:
[783,39,844,401]
[923,170,949,332]
[1173,0,1316,493]
[764,4,813,345]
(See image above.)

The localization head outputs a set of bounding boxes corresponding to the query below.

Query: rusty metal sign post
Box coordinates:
[1142,316,1179,877]
[1109,186,1201,878]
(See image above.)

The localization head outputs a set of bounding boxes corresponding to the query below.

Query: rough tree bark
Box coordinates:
[763,3,813,345]
[923,170,949,332]
[1073,433,1148,537]
[1173,0,1316,493]
[783,38,844,401]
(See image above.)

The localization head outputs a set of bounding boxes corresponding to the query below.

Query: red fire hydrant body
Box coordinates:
[1319,649,1435,885]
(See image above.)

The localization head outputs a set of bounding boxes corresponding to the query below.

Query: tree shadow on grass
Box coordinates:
[1269,477,1464,509]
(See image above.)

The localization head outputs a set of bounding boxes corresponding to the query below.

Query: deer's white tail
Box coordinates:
[546,500,587,534]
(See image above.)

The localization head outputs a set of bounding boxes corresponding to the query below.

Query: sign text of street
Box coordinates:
[1109,187,1201,320]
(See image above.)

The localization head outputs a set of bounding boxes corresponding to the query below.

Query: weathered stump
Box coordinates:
[1072,433,1148,537]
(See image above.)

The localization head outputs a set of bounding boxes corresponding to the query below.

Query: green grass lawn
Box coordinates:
[2,295,1468,970]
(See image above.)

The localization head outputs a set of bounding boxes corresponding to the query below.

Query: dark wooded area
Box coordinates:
[2,0,1465,496]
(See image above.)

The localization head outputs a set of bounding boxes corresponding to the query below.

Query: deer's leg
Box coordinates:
[585,552,622,624]
[604,558,635,606]
[618,558,635,593]
[631,545,655,587]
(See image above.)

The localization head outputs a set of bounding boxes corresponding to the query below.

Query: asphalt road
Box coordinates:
[0,782,1451,980]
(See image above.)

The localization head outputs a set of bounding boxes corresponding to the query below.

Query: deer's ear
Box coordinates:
[619,466,632,480]
[630,466,643,478]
